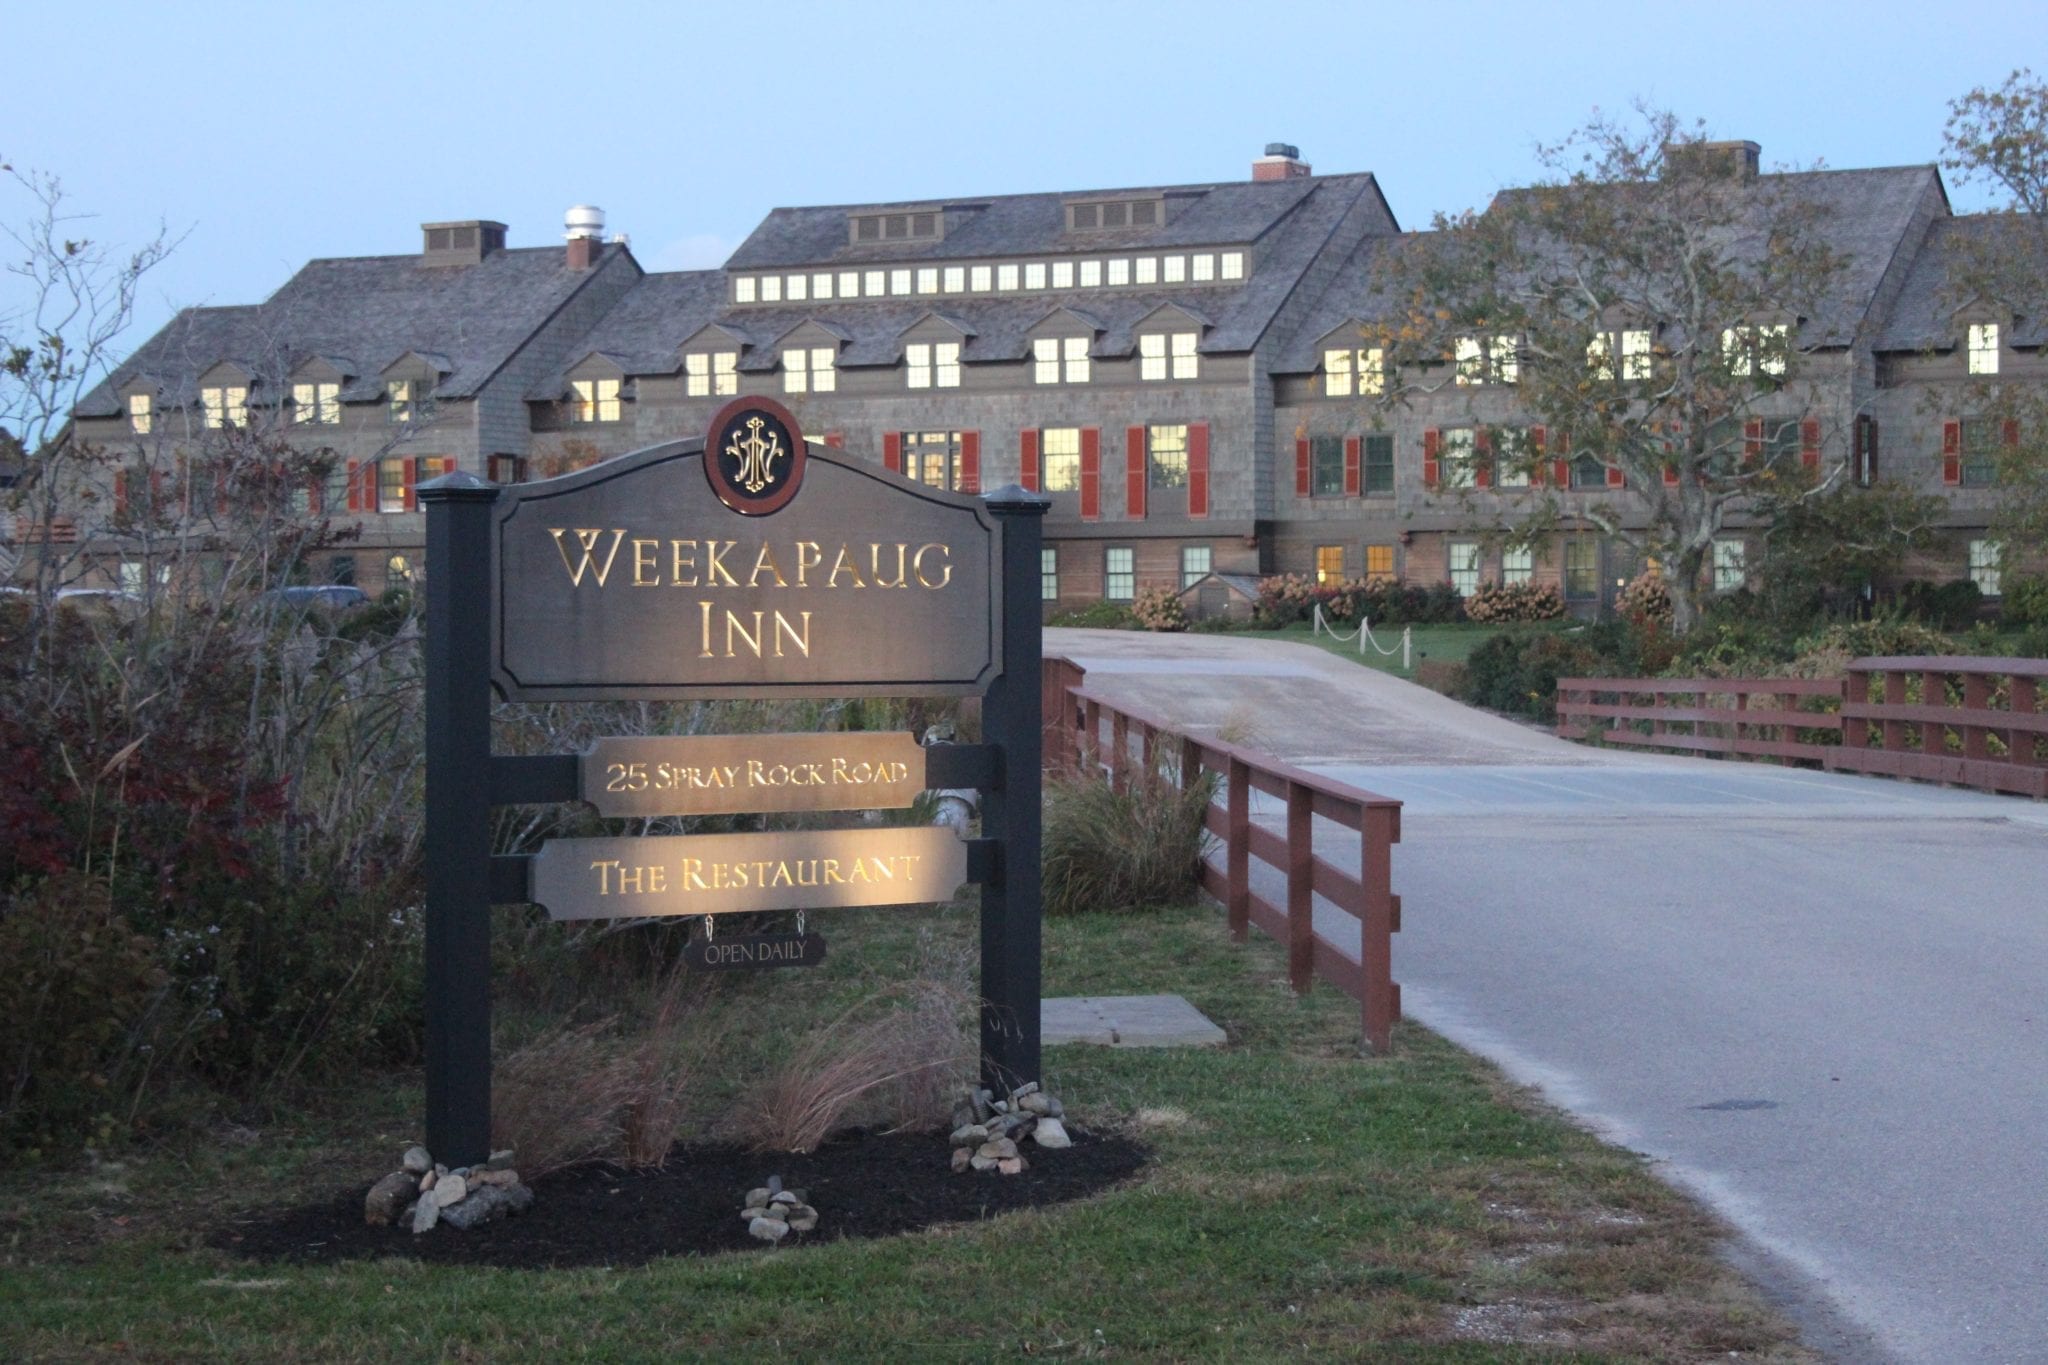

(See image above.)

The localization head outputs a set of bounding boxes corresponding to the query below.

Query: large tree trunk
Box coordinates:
[1667,546,1707,636]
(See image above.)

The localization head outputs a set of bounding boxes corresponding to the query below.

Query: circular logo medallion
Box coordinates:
[705,397,807,516]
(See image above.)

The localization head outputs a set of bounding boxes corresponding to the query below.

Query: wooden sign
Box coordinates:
[581,732,925,817]
[528,826,969,921]
[684,932,827,971]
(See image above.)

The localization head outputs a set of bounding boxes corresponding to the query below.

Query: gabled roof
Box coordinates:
[1876,213,2048,351]
[77,244,631,418]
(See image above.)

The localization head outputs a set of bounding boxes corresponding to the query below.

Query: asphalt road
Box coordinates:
[1050,628,2048,1365]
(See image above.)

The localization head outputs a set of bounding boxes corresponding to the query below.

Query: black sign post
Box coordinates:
[420,414,1048,1167]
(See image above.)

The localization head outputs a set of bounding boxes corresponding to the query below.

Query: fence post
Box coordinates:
[1111,710,1130,795]
[1964,671,1992,763]
[1286,782,1313,993]
[1227,757,1250,940]
[1360,804,1396,1055]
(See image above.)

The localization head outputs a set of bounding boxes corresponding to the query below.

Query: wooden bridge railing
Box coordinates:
[1555,676,1845,767]
[1042,657,1404,1054]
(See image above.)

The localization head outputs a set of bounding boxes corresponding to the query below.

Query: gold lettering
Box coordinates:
[550,528,627,587]
[827,545,868,588]
[705,540,740,587]
[796,860,819,887]
[748,542,788,588]
[824,858,844,885]
[591,859,620,894]
[913,542,953,589]
[683,858,708,891]
[647,865,667,894]
[671,539,699,587]
[869,542,909,589]
[631,539,660,587]
[795,541,824,586]
[847,857,871,884]
[698,600,714,658]
[774,610,812,658]
[726,609,763,658]
[768,861,794,889]
[617,864,645,895]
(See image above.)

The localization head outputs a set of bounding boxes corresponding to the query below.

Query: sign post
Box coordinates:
[420,399,1048,1166]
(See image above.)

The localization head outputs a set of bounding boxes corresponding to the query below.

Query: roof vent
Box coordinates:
[422,220,507,266]
[565,205,606,240]
[1253,143,1311,182]
[1264,142,1300,159]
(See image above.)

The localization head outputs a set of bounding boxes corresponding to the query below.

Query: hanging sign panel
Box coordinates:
[491,399,1001,701]
[580,732,926,818]
[528,826,970,922]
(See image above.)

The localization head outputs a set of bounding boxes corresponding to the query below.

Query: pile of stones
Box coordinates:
[363,1145,535,1234]
[741,1175,818,1243]
[949,1081,1071,1175]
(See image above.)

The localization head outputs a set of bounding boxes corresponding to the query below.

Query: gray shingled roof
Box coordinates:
[78,244,629,418]
[1875,213,2048,351]
[538,174,1394,394]
[1270,165,1945,373]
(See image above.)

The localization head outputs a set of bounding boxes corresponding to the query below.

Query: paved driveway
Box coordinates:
[1051,628,2048,1364]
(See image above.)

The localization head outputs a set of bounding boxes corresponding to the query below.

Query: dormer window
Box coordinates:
[570,378,622,422]
[293,381,341,425]
[1324,347,1384,397]
[1588,329,1653,381]
[1140,332,1198,381]
[685,351,738,397]
[388,380,433,423]
[1722,324,1790,378]
[1033,337,1090,385]
[127,394,153,434]
[849,210,942,244]
[1065,198,1162,231]
[906,342,960,389]
[1968,322,2000,375]
[783,347,837,394]
[1455,335,1519,386]
[201,385,248,429]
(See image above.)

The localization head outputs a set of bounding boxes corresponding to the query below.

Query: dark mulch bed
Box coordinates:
[213,1127,1148,1270]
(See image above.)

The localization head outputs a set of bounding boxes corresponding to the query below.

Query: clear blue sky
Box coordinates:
[2,0,2038,354]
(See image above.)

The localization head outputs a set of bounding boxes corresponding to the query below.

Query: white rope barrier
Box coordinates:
[1311,603,1411,670]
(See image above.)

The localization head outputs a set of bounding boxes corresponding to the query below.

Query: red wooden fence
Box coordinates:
[1555,676,1844,767]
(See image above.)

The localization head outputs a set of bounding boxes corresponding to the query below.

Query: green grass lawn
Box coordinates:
[0,900,1812,1362]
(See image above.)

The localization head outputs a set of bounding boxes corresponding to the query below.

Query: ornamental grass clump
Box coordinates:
[1041,756,1217,916]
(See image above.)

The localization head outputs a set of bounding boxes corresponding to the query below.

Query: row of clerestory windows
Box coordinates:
[731,251,1246,304]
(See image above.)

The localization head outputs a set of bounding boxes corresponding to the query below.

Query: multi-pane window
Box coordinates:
[1139,331,1198,381]
[1961,418,1999,487]
[1968,323,2000,375]
[1163,255,1186,283]
[998,263,1019,291]
[127,393,153,434]
[1181,545,1211,588]
[760,275,782,302]
[388,380,429,423]
[1722,323,1790,377]
[906,342,961,389]
[1712,538,1747,591]
[1503,546,1533,586]
[1315,545,1345,585]
[1563,540,1600,599]
[1569,454,1606,489]
[1052,261,1074,288]
[1221,251,1245,280]
[1969,539,2002,597]
[1492,428,1532,488]
[1041,428,1081,492]
[685,350,738,397]
[1041,546,1059,601]
[971,265,992,291]
[890,269,912,295]
[782,347,836,394]
[1310,436,1345,496]
[1135,257,1157,285]
[1033,336,1089,384]
[1148,425,1189,489]
[570,378,622,422]
[1362,434,1394,495]
[735,277,757,303]
[1588,329,1653,381]
[1763,417,1802,466]
[293,381,341,425]
[1440,427,1476,488]
[901,431,962,491]
[1323,346,1384,397]
[202,385,248,429]
[1104,547,1135,601]
[1447,541,1481,596]
[378,457,409,513]
[1364,544,1395,580]
[1454,335,1518,385]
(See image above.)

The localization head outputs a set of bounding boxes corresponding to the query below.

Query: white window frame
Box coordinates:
[1221,251,1245,280]
[1104,546,1135,602]
[1448,541,1482,597]
[1041,546,1060,601]
[293,381,341,425]
[1135,257,1158,285]
[970,265,992,292]
[1502,545,1533,586]
[1713,538,1747,591]
[1968,322,2001,376]
[202,384,248,429]
[570,377,621,423]
[128,393,153,434]
[1440,427,1476,489]
[760,275,782,303]
[1181,545,1211,589]
[1969,539,2002,597]
[997,263,1019,291]
[734,276,756,303]
[1041,428,1081,492]
[685,350,738,398]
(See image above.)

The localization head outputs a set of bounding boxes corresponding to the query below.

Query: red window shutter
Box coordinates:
[346,460,364,512]
[1295,437,1311,497]
[1020,430,1040,492]
[1550,429,1570,487]
[1422,428,1440,488]
[1474,428,1493,489]
[1530,427,1547,485]
[307,471,324,515]
[882,431,902,474]
[1744,418,1763,465]
[113,471,129,517]
[1800,417,1821,472]
[824,430,845,449]
[1344,436,1361,496]
[1079,427,1100,520]
[959,431,980,493]
[1606,465,1626,490]
[1188,422,1209,518]
[402,457,422,512]
[2004,418,2022,448]
[1942,420,1961,485]
[1663,464,1679,487]
[1125,425,1147,519]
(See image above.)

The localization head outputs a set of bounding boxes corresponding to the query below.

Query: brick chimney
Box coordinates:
[1664,140,1760,181]
[1253,142,1311,181]
[565,204,605,270]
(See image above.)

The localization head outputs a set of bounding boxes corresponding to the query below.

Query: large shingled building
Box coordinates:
[52,143,2041,610]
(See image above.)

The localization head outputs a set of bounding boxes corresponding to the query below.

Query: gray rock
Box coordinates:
[1019,1093,1052,1115]
[748,1216,789,1243]
[451,1167,470,1180]
[365,1171,416,1226]
[769,1190,799,1207]
[1014,1081,1040,1097]
[786,1206,818,1232]
[997,1156,1026,1175]
[1045,1097,1064,1118]
[419,1170,437,1193]
[952,1105,977,1131]
[970,1153,998,1172]
[977,1137,1019,1161]
[745,1186,773,1207]
[434,1163,448,1178]
[502,1182,535,1214]
[411,1196,440,1234]
[1031,1117,1073,1149]
[949,1124,989,1146]
[485,1149,515,1171]
[991,1100,1010,1115]
[471,1168,519,1189]
[432,1174,468,1208]
[401,1145,432,1175]
[951,1147,972,1173]
[441,1185,513,1229]
[741,1206,770,1220]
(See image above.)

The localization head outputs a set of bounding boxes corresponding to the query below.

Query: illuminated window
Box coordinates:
[906,341,961,389]
[1041,546,1059,601]
[1723,323,1790,377]
[1448,541,1481,596]
[970,265,991,291]
[782,347,836,394]
[839,271,860,298]
[1079,260,1101,287]
[1969,539,2002,597]
[866,270,886,297]
[1455,336,1518,385]
[570,378,621,422]
[1503,545,1533,586]
[1713,539,1747,591]
[1324,347,1384,397]
[1315,545,1345,585]
[901,431,962,490]
[917,267,939,295]
[127,393,153,434]
[388,380,430,424]
[786,274,807,301]
[685,351,738,397]
[1221,251,1245,280]
[1364,544,1395,580]
[1310,436,1344,496]
[1440,427,1476,489]
[1052,261,1074,288]
[1181,545,1211,588]
[735,276,756,303]
[890,269,911,295]
[812,273,833,299]
[201,384,248,429]
[1494,427,1532,488]
[1135,257,1157,285]
[1192,254,1214,282]
[998,263,1019,291]
[760,275,782,303]
[378,458,409,513]
[942,266,964,293]
[1025,262,1046,289]
[1139,331,1198,381]
[1163,255,1185,283]
[1588,329,1653,381]
[293,381,340,425]
[1104,546,1135,601]
[1107,259,1130,286]
[1968,323,2000,375]
[1363,435,1394,495]
[1034,336,1089,385]
[387,554,413,583]
[1041,428,1081,492]
[1148,425,1188,490]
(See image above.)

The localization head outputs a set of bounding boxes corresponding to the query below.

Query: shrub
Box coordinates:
[2000,575,2048,630]
[1460,631,1605,722]
[1048,600,1136,629]
[1042,757,1216,916]
[1132,585,1190,632]
[1616,570,1673,628]
[1464,580,1566,624]
[1254,574,1466,628]
[1890,579,1985,631]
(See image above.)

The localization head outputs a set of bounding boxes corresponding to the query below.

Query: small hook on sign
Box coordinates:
[703,914,716,942]
[796,910,807,939]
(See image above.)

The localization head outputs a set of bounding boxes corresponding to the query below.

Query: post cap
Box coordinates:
[981,483,1052,512]
[417,470,499,502]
